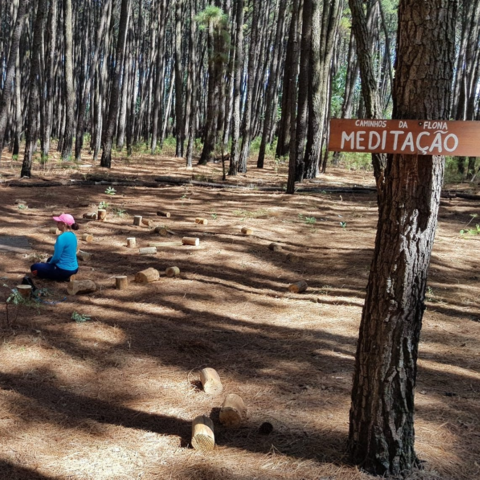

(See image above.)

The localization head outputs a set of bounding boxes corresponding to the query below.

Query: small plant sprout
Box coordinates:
[17,203,27,210]
[340,221,347,228]
[99,201,109,210]
[105,186,116,195]
[305,216,316,225]
[71,311,91,323]
[211,212,218,220]
[113,207,126,217]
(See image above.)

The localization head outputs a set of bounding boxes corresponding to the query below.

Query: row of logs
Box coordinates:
[192,368,247,452]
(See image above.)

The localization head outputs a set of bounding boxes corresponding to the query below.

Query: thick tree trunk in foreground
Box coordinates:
[348,0,457,476]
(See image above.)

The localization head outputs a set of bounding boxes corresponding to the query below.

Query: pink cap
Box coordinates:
[53,213,75,226]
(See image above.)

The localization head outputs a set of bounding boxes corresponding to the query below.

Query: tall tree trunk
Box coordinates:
[348,0,457,475]
[174,0,184,156]
[100,0,130,168]
[304,0,344,179]
[61,0,75,161]
[21,0,47,178]
[228,0,244,175]
[0,0,27,153]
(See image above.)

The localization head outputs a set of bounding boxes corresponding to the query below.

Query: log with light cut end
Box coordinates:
[69,274,76,283]
[219,394,247,427]
[191,415,215,452]
[77,250,91,261]
[241,226,253,235]
[269,243,282,252]
[199,367,223,395]
[83,212,97,220]
[49,227,61,235]
[165,266,180,277]
[288,280,308,293]
[133,215,142,226]
[82,233,93,243]
[135,267,160,283]
[139,246,157,255]
[153,226,168,236]
[97,209,107,221]
[67,280,97,295]
[127,237,136,248]
[195,218,208,225]
[16,285,32,299]
[142,218,153,227]
[115,276,128,290]
[182,237,200,246]
[157,211,171,218]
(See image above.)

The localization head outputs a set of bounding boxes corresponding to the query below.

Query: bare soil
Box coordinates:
[0,152,479,480]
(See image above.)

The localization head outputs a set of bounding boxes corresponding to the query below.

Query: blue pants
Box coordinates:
[31,258,78,282]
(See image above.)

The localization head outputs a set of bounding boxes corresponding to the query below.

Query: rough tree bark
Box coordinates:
[348,0,457,475]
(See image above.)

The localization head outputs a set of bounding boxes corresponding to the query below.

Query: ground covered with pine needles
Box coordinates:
[0,151,479,480]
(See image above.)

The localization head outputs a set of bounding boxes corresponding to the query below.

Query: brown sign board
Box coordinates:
[329,119,480,156]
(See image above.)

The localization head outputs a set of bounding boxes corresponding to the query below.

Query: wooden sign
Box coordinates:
[329,119,480,156]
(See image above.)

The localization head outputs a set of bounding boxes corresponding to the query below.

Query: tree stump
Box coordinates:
[135,267,159,283]
[182,237,200,246]
[288,280,308,293]
[199,367,223,395]
[191,415,215,452]
[82,233,93,243]
[269,243,282,252]
[153,226,168,236]
[77,250,91,261]
[115,276,128,290]
[241,227,253,235]
[195,218,208,225]
[16,285,32,299]
[157,211,171,218]
[139,246,157,255]
[97,209,107,221]
[83,212,97,220]
[67,280,97,295]
[127,237,136,248]
[165,266,180,277]
[133,215,142,226]
[219,394,247,427]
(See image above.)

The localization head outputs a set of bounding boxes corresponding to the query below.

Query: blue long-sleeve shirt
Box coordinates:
[49,231,78,271]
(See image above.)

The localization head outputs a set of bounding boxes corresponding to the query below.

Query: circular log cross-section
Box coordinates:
[241,227,253,235]
[191,415,215,452]
[165,266,180,278]
[126,237,136,248]
[82,233,93,243]
[135,268,160,284]
[97,209,107,221]
[133,215,142,226]
[16,285,32,299]
[288,280,308,293]
[195,218,208,225]
[219,393,247,428]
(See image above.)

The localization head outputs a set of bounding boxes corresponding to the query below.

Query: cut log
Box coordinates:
[16,285,32,299]
[49,227,61,235]
[269,243,282,252]
[142,218,153,227]
[139,246,157,255]
[286,253,300,263]
[288,280,308,293]
[219,394,247,427]
[83,212,97,220]
[165,266,180,277]
[157,211,171,218]
[77,250,91,261]
[115,276,128,290]
[135,267,160,283]
[199,367,223,395]
[97,209,107,221]
[153,226,168,236]
[182,237,200,246]
[69,274,76,282]
[82,233,93,243]
[133,215,142,226]
[195,218,208,225]
[127,237,136,248]
[67,280,97,295]
[191,415,215,452]
[241,226,253,235]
